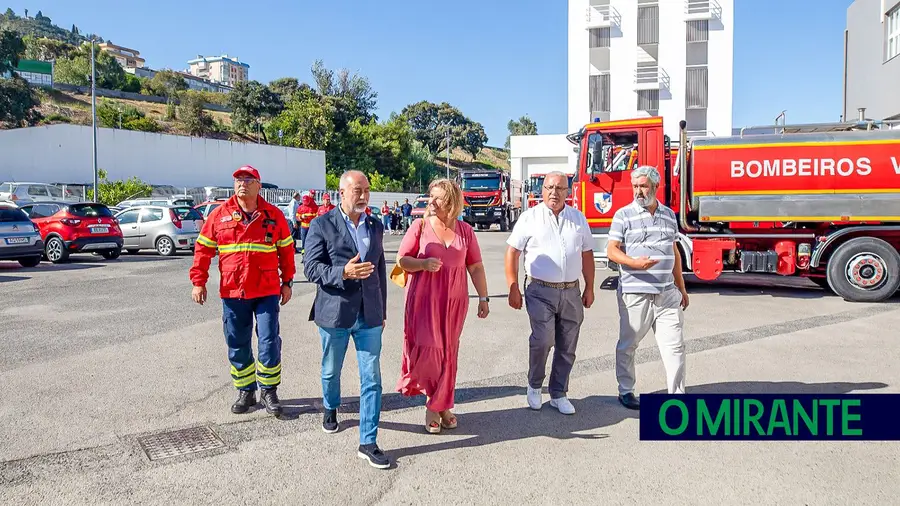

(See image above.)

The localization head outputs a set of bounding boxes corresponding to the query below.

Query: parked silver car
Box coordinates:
[115,205,204,256]
[0,203,43,267]
[0,182,73,206]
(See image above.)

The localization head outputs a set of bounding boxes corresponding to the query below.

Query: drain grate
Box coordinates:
[137,425,225,461]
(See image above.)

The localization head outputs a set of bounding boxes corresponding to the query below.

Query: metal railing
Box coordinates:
[634,66,670,89]
[685,0,722,18]
[585,4,621,27]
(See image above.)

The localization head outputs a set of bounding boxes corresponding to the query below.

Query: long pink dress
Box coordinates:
[396,217,482,412]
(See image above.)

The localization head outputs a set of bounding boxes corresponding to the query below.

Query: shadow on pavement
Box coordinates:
[279,384,525,420]
[598,275,831,300]
[0,275,30,283]
[650,380,890,395]
[381,395,633,462]
[4,262,105,273]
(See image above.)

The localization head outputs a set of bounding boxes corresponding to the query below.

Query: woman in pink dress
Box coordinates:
[395,178,490,433]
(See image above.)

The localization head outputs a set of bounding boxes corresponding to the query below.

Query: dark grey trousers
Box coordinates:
[524,280,584,399]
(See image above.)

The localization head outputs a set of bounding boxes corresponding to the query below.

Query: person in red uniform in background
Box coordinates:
[190,165,296,417]
[317,193,336,217]
[295,192,319,254]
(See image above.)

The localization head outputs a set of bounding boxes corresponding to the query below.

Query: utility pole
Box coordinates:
[91,38,98,202]
[445,128,450,179]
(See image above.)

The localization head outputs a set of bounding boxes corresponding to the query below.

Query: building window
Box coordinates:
[589,73,610,114]
[888,7,900,60]
[687,20,708,42]
[685,66,708,109]
[589,27,610,48]
[637,89,659,115]
[637,5,659,45]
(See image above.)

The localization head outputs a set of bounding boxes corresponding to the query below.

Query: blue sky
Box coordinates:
[13,0,854,145]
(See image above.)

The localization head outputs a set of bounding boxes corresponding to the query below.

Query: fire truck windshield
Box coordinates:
[587,131,639,173]
[461,176,501,191]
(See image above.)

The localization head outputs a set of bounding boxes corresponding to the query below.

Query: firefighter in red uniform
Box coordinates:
[190,165,296,417]
[316,193,336,217]
[295,192,318,254]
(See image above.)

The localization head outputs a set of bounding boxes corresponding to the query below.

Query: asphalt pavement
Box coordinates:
[1,230,898,505]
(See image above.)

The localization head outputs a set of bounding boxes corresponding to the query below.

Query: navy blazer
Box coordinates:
[303,207,387,329]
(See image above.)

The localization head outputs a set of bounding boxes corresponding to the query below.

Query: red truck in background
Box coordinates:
[568,115,900,303]
[525,172,576,208]
[459,168,522,232]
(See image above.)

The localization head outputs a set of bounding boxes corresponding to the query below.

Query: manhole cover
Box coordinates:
[137,425,225,461]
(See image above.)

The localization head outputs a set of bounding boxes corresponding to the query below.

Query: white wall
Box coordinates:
[0,124,326,190]
[509,134,575,183]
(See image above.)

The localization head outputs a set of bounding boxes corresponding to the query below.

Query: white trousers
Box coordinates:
[615,287,686,395]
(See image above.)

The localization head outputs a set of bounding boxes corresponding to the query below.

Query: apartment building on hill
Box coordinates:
[187,54,250,87]
[98,42,146,70]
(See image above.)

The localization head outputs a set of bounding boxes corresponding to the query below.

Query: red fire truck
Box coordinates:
[459,168,522,232]
[569,116,900,303]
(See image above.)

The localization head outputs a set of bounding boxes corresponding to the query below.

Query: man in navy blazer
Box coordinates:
[303,170,390,470]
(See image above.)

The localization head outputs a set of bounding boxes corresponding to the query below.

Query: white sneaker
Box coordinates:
[550,397,576,415]
[526,387,543,410]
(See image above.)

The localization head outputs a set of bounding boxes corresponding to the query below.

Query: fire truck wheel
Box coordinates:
[826,237,900,303]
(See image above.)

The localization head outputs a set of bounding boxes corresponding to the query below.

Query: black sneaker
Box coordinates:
[357,443,390,469]
[261,387,283,417]
[322,408,338,433]
[231,390,257,414]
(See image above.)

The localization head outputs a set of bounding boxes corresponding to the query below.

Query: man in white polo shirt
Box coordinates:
[505,171,595,415]
[607,165,689,411]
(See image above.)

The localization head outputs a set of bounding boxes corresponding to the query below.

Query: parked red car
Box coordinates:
[17,201,124,263]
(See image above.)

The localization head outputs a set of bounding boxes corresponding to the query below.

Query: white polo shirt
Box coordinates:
[506,203,594,283]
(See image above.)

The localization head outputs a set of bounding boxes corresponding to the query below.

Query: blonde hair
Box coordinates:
[428,178,464,221]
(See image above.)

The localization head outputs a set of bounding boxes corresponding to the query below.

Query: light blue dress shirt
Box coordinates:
[340,207,371,260]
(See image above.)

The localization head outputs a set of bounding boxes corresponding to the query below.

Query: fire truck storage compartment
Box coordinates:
[688,129,900,222]
[739,250,778,274]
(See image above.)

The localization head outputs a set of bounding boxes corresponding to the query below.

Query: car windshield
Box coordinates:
[414,200,428,209]
[461,176,501,191]
[68,203,114,217]
[0,207,30,222]
[173,206,204,220]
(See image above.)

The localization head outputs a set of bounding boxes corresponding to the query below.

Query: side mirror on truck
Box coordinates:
[588,141,604,175]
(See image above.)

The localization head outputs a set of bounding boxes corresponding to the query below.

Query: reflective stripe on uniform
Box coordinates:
[231,363,256,388]
[276,236,294,248]
[256,360,281,386]
[218,243,277,254]
[197,234,217,248]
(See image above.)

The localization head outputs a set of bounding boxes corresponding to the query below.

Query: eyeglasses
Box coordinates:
[234,178,258,184]
[543,186,569,193]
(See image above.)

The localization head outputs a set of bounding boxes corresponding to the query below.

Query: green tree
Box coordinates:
[505,115,538,149]
[400,100,471,155]
[269,77,311,104]
[228,80,283,143]
[85,169,153,206]
[311,59,378,128]
[265,88,335,150]
[54,43,127,90]
[0,29,25,73]
[456,121,488,160]
[22,34,74,61]
[144,70,188,120]
[180,92,214,136]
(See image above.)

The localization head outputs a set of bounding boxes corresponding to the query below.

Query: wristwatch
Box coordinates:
[282,280,293,288]
[479,296,490,302]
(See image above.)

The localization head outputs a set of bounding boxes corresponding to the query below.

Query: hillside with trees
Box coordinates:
[0,8,533,192]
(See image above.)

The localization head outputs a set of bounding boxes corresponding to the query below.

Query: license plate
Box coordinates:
[4,237,29,244]
[475,212,485,216]
[90,227,109,234]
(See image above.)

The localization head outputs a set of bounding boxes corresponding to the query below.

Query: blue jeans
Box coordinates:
[318,315,383,445]
[299,227,308,252]
[222,295,282,391]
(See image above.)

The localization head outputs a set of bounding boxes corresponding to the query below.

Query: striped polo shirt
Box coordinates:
[609,201,679,294]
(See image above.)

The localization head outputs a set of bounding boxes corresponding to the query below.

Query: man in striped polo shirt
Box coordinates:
[606,165,689,410]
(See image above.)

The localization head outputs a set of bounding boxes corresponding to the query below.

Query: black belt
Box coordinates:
[530,277,579,289]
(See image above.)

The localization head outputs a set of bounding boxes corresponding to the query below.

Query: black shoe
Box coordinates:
[357,443,390,469]
[618,393,640,410]
[322,409,338,433]
[231,390,257,414]
[261,387,283,417]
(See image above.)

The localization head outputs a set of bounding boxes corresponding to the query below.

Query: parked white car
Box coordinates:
[114,205,204,256]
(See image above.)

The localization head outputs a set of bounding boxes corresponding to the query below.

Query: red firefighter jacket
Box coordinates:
[190,195,296,299]
[317,202,336,216]
[296,195,318,229]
